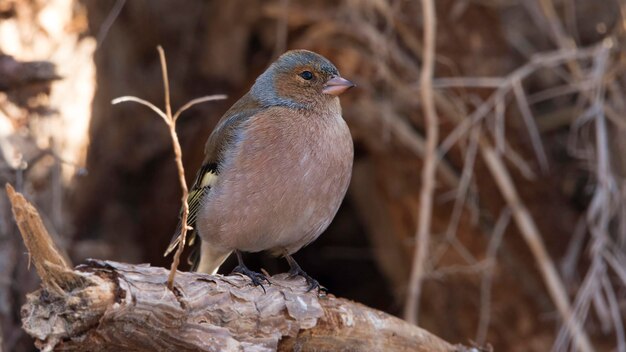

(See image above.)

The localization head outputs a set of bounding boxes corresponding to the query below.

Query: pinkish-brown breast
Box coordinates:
[197,103,354,255]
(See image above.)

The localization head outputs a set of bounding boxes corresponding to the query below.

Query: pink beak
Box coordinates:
[322,76,355,96]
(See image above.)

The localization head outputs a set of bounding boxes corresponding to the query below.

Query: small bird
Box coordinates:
[165,50,354,291]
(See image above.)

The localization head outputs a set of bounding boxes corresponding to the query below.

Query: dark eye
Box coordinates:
[299,71,313,80]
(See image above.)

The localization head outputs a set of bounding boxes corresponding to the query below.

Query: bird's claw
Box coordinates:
[231,265,270,292]
[288,267,326,293]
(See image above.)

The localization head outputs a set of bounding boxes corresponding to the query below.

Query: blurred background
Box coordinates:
[1,0,625,351]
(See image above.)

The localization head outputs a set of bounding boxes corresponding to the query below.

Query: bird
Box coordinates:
[165,49,355,291]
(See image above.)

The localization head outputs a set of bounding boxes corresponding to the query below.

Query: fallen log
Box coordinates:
[8,184,473,352]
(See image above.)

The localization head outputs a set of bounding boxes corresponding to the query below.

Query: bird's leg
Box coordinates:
[231,250,270,292]
[285,254,325,292]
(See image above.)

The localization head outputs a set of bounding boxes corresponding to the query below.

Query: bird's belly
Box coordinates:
[198,120,353,254]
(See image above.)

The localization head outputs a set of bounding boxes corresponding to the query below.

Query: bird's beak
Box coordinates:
[323,76,356,96]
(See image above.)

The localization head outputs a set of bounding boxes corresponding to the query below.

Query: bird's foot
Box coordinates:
[231,265,270,292]
[288,266,326,292]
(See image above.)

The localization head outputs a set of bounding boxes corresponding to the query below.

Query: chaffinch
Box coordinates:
[165,50,355,290]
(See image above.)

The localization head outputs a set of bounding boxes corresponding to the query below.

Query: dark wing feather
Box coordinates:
[164,93,262,261]
[163,163,217,256]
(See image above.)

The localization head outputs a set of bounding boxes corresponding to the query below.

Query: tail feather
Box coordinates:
[196,241,231,274]
[188,238,201,271]
[163,223,194,257]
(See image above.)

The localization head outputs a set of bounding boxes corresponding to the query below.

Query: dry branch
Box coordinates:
[6,185,470,352]
[404,0,438,325]
[5,184,84,296]
[432,40,614,352]
[22,261,465,352]
[111,46,226,289]
[479,145,593,352]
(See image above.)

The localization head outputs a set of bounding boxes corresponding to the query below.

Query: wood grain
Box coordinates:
[9,183,468,352]
[22,260,465,352]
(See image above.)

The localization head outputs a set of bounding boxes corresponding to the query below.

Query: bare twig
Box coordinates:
[512,79,549,173]
[493,94,506,153]
[431,39,609,352]
[381,104,460,188]
[110,96,167,121]
[560,218,588,282]
[111,46,226,290]
[437,44,603,155]
[476,207,510,345]
[431,125,480,267]
[432,77,506,89]
[602,275,625,351]
[156,46,189,290]
[536,0,583,79]
[173,95,227,122]
[480,142,593,352]
[96,0,127,49]
[556,42,620,352]
[404,0,438,324]
[554,259,598,351]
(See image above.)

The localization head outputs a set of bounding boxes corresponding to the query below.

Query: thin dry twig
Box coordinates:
[173,96,227,121]
[556,42,622,352]
[404,0,438,324]
[602,275,625,350]
[434,38,618,352]
[111,46,226,290]
[431,125,480,268]
[476,207,510,345]
[110,97,167,120]
[512,79,549,173]
[480,142,593,352]
[437,44,604,155]
[536,0,584,79]
[157,47,188,290]
[96,0,127,49]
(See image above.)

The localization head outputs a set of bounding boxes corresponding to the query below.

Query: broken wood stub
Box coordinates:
[8,183,466,351]
[6,184,86,296]
[21,261,464,351]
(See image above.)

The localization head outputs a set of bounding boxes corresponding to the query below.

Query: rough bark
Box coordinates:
[22,261,464,352]
[1,2,95,350]
[7,184,472,352]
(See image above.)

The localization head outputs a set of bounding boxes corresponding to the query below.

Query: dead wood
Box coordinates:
[22,261,466,352]
[7,184,470,352]
[0,55,59,91]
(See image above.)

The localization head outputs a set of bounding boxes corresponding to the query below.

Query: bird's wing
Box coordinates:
[164,93,261,258]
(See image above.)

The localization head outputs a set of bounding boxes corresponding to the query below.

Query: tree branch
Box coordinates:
[22,260,465,352]
[404,0,438,324]
[7,184,473,352]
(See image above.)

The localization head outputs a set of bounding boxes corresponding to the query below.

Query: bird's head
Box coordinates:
[251,50,355,109]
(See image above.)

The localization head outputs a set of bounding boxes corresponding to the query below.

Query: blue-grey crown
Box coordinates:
[251,50,339,108]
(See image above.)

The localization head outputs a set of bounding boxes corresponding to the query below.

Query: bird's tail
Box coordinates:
[193,240,231,274]
[165,227,230,274]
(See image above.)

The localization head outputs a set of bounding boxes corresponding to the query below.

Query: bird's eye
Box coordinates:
[299,71,313,80]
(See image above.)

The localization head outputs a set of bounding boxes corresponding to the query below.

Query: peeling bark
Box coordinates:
[22,260,467,352]
[8,184,471,352]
